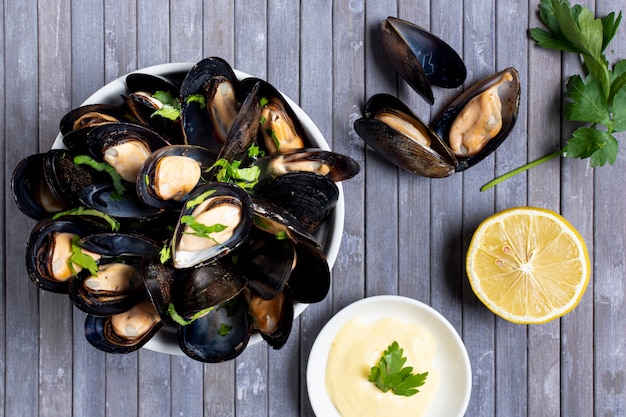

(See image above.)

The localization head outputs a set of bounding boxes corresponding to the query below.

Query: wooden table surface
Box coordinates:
[3,1,625,416]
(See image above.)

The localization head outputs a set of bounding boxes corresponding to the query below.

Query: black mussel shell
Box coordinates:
[178,294,250,363]
[136,144,218,211]
[180,56,240,153]
[85,297,163,354]
[44,149,101,207]
[60,103,135,136]
[234,228,296,300]
[354,93,456,178]
[12,153,68,220]
[25,216,111,293]
[381,17,466,104]
[171,182,253,269]
[69,258,146,316]
[172,262,247,321]
[252,148,360,185]
[240,77,311,154]
[254,171,339,234]
[78,232,161,258]
[79,182,164,220]
[287,240,330,303]
[431,67,521,171]
[142,259,177,324]
[248,290,294,350]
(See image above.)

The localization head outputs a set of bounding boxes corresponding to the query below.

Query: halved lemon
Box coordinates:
[466,207,590,324]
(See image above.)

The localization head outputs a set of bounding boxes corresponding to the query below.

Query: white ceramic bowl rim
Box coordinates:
[53,62,345,356]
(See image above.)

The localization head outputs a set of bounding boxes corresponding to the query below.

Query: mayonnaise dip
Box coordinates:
[325,317,439,417]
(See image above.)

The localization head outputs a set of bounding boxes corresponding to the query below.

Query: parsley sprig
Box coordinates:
[368,341,428,397]
[482,0,624,191]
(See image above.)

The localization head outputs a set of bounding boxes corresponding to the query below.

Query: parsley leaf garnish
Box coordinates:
[180,215,227,243]
[482,0,625,191]
[210,158,260,189]
[167,302,214,326]
[159,243,171,264]
[151,90,181,120]
[73,154,126,198]
[217,323,232,336]
[69,235,99,276]
[368,341,428,397]
[52,206,120,231]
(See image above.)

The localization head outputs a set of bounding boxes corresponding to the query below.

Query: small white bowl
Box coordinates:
[54,62,345,356]
[307,295,471,417]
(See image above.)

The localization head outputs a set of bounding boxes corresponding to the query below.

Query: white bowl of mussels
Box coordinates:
[13,58,359,360]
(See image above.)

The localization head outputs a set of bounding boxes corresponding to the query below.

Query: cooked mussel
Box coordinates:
[354,68,520,176]
[85,297,163,354]
[60,103,134,136]
[380,16,466,104]
[25,216,110,293]
[135,144,217,210]
[171,182,253,269]
[248,289,294,350]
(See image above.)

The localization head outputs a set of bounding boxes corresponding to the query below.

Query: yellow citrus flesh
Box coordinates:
[466,207,590,324]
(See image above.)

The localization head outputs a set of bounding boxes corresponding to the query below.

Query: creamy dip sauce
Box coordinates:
[325,317,439,417]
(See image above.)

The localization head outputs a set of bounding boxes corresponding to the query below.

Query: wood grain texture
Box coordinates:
[2,0,626,416]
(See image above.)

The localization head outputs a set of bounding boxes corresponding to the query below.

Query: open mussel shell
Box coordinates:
[25,216,111,293]
[252,148,360,185]
[240,77,311,154]
[123,72,184,144]
[142,259,177,324]
[254,172,339,234]
[69,258,146,316]
[171,182,253,269]
[78,182,166,223]
[78,232,162,258]
[12,153,68,220]
[431,67,521,170]
[59,103,135,136]
[180,56,240,153]
[85,297,163,354]
[354,93,457,178]
[178,294,251,363]
[248,289,294,350]
[44,149,102,207]
[381,17,466,104]
[136,145,217,211]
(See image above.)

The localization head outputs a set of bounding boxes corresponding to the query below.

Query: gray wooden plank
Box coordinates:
[36,0,74,415]
[233,2,269,416]
[298,1,334,416]
[4,0,41,416]
[265,1,302,415]
[169,0,204,63]
[170,356,204,417]
[203,0,235,63]
[105,353,139,415]
[328,0,366,308]
[457,0,498,415]
[592,4,626,416]
[522,2,565,417]
[104,0,138,79]
[138,350,172,417]
[69,3,107,416]
[137,0,171,67]
[397,0,433,304]
[0,0,5,412]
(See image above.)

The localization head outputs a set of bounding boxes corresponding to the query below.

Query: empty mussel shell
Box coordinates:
[380,16,466,104]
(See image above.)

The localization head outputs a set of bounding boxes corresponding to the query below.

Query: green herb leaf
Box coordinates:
[210,158,261,189]
[275,230,288,240]
[368,341,428,397]
[74,154,126,198]
[151,91,181,120]
[247,143,265,158]
[180,215,228,242]
[167,302,214,326]
[260,97,269,108]
[70,236,99,276]
[217,323,232,336]
[52,206,120,231]
[159,243,171,264]
[186,189,217,209]
[186,94,206,108]
[482,0,624,191]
